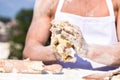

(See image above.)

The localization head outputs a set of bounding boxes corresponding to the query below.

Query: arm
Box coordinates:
[23,0,60,64]
[85,1,120,66]
[86,43,120,66]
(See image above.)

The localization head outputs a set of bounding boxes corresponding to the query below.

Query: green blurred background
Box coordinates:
[0,0,34,59]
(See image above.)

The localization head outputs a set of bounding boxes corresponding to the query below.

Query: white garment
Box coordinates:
[55,0,117,45]
[54,0,118,70]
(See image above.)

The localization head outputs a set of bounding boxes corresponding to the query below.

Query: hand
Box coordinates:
[61,23,88,57]
[50,20,88,59]
[45,45,62,62]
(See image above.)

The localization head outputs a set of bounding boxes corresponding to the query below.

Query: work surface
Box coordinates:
[0,69,106,80]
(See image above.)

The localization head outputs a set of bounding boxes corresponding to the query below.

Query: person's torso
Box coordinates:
[54,0,118,71]
[54,0,117,45]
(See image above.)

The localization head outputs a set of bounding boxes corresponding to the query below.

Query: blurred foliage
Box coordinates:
[0,16,11,23]
[0,16,10,42]
[9,9,33,59]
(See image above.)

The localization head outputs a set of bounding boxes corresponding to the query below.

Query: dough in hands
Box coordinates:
[50,20,85,62]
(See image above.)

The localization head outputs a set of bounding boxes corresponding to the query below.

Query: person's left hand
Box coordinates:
[64,25,88,57]
[50,21,88,59]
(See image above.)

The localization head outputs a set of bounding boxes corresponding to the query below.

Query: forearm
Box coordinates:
[86,42,120,66]
[23,43,59,64]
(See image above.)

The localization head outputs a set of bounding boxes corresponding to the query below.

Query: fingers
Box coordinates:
[47,46,62,61]
[50,20,88,61]
[53,51,62,61]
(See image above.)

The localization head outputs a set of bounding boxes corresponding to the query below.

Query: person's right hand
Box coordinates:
[45,45,62,63]
[50,20,88,59]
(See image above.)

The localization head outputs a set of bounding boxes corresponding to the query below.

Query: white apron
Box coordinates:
[54,0,118,71]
